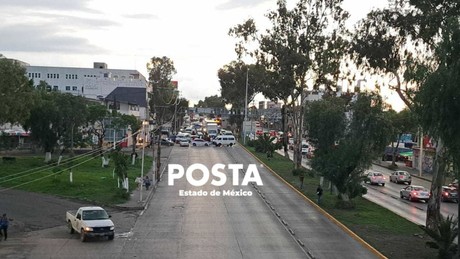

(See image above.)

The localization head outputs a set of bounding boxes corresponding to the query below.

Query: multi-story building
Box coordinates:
[25,62,149,120]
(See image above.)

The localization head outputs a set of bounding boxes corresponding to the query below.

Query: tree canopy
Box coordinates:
[0,57,35,125]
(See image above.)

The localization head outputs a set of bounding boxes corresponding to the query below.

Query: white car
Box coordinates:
[191,138,210,146]
[179,140,190,147]
[365,171,386,186]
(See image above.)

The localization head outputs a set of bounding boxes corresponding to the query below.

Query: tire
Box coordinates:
[108,234,114,241]
[193,143,196,146]
[68,221,74,234]
[381,183,385,187]
[229,143,233,147]
[400,193,404,199]
[80,230,87,242]
[205,143,209,146]
[407,181,411,185]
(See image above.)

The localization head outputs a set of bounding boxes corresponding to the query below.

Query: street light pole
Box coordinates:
[243,67,249,144]
[140,120,148,202]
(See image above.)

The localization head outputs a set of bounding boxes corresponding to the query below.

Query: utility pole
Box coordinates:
[243,67,249,144]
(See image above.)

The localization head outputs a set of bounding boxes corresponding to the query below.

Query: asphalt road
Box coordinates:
[364,164,458,226]
[0,145,381,258]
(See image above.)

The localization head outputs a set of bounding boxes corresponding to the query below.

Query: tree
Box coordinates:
[218,61,265,108]
[195,95,226,108]
[307,93,392,208]
[110,146,129,191]
[54,93,89,155]
[113,114,141,165]
[386,109,418,166]
[147,56,177,181]
[229,0,350,169]
[415,17,460,246]
[0,56,35,125]
[87,104,110,152]
[351,0,460,231]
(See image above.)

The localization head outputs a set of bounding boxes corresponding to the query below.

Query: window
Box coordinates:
[65,86,71,91]
[53,85,58,91]
[72,86,77,91]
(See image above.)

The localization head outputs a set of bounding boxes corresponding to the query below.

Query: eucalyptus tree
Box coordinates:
[195,95,226,108]
[351,0,460,231]
[415,19,460,254]
[147,56,177,181]
[229,0,350,168]
[306,93,392,207]
[0,56,35,125]
[218,61,265,133]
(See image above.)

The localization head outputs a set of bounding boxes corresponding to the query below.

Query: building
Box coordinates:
[25,62,148,101]
[105,87,148,120]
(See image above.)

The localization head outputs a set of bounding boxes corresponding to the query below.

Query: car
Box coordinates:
[389,170,412,184]
[441,186,458,203]
[448,179,458,190]
[212,135,236,146]
[365,171,386,186]
[400,185,430,202]
[191,138,210,146]
[159,138,174,146]
[179,139,190,147]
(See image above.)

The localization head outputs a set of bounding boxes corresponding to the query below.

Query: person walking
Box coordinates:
[316,185,323,204]
[144,176,151,190]
[0,213,11,241]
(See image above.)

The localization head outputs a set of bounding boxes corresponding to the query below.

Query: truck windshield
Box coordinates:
[82,210,109,220]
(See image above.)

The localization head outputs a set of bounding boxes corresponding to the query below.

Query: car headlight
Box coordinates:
[110,226,115,231]
[83,227,93,232]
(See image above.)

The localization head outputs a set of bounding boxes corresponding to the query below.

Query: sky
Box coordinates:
[1,0,402,109]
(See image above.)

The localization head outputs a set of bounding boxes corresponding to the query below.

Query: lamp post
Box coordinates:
[243,68,249,144]
[140,120,149,202]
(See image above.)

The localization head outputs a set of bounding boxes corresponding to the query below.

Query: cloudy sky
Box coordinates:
[1,0,395,107]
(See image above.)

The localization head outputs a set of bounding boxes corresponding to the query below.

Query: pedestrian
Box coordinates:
[0,213,12,241]
[316,185,323,204]
[135,176,143,189]
[144,176,151,190]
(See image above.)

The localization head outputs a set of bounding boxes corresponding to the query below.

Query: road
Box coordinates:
[364,164,458,226]
[116,145,379,259]
[0,145,381,258]
[276,149,458,226]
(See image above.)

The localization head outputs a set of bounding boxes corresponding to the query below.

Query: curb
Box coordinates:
[240,145,387,259]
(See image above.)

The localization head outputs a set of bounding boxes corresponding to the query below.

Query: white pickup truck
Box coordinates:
[66,206,115,242]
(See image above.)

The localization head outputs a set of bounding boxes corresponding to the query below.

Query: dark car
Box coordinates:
[441,186,458,203]
[159,138,174,146]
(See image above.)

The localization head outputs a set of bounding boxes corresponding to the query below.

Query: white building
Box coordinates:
[25,62,149,120]
[25,62,148,101]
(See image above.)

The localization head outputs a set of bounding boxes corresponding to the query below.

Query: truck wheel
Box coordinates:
[68,221,74,234]
[80,231,87,242]
[108,234,114,240]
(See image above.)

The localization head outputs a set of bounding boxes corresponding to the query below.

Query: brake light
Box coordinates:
[443,191,449,197]
[411,191,418,196]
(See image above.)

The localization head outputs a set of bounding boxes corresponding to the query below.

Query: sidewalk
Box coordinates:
[113,146,173,211]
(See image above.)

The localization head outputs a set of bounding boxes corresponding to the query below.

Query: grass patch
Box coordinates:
[0,153,153,205]
[244,145,437,259]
